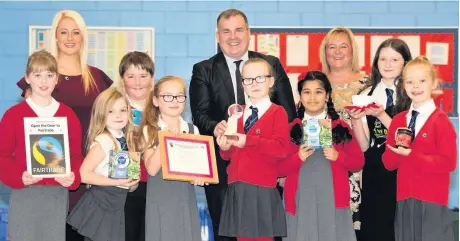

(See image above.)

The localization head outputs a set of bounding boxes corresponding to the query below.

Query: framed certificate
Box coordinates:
[158,131,219,184]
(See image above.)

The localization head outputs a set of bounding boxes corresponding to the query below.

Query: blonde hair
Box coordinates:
[403,56,437,81]
[320,27,360,73]
[86,88,135,152]
[241,58,275,97]
[138,76,186,152]
[25,50,58,76]
[50,10,96,94]
[403,56,440,94]
[242,58,273,77]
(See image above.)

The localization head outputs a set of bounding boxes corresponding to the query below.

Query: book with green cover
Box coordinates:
[108,150,141,179]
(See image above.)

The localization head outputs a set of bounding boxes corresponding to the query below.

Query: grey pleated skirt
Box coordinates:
[219,181,287,238]
[395,198,454,241]
[283,150,356,241]
[145,170,201,241]
[67,186,129,241]
[8,185,68,241]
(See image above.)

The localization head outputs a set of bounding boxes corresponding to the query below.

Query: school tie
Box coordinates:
[385,88,394,108]
[408,110,419,135]
[244,106,258,134]
[234,60,245,105]
[116,137,128,151]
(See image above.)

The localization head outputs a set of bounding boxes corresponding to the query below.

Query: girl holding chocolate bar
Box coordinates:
[347,38,412,241]
[382,56,456,241]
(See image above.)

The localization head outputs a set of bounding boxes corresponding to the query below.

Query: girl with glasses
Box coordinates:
[216,58,291,241]
[140,76,205,241]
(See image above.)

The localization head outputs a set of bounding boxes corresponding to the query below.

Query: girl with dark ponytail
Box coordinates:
[280,71,364,241]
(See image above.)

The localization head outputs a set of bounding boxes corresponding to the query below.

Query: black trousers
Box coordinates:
[125,182,146,241]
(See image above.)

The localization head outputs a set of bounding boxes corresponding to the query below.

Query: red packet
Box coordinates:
[345,103,380,112]
[345,105,361,111]
[395,128,413,149]
[366,103,380,109]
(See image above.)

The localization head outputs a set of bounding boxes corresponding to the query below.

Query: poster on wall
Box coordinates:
[29,26,155,83]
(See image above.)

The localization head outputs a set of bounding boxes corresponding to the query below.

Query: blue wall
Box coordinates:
[0,1,458,207]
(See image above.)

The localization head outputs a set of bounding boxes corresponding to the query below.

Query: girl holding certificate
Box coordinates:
[0,50,82,241]
[216,58,291,241]
[382,56,456,241]
[67,88,139,241]
[140,76,204,241]
[279,71,364,241]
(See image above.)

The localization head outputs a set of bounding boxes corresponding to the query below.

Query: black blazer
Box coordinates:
[189,51,296,180]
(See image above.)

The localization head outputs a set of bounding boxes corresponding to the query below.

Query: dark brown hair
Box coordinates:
[217,9,248,27]
[119,51,155,78]
[366,38,413,115]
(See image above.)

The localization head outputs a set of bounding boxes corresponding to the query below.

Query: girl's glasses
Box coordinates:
[159,95,187,103]
[242,75,272,85]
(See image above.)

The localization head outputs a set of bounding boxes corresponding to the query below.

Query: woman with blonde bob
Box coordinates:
[319,27,369,233]
[16,10,113,241]
[67,88,140,241]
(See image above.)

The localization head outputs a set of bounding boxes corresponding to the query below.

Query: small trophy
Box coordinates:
[303,119,332,149]
[395,128,414,149]
[224,104,243,141]
[108,150,141,179]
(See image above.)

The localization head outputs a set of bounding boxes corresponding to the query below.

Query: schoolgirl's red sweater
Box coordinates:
[0,101,82,190]
[382,109,457,206]
[280,118,364,215]
[219,104,291,188]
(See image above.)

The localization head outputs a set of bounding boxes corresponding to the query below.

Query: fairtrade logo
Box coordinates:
[32,137,63,165]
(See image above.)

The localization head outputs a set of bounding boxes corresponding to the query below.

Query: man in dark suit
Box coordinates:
[189,9,296,241]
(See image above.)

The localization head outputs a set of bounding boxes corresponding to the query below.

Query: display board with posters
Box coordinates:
[246,27,458,117]
[217,27,459,209]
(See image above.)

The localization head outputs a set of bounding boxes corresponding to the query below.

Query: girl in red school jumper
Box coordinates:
[383,56,456,241]
[216,58,291,241]
[0,50,82,241]
[280,71,364,241]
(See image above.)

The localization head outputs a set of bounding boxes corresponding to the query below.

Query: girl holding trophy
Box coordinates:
[280,71,364,241]
[67,88,139,241]
[216,58,291,241]
[382,56,457,241]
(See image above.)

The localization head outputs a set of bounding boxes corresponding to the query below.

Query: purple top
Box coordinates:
[17,65,113,140]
